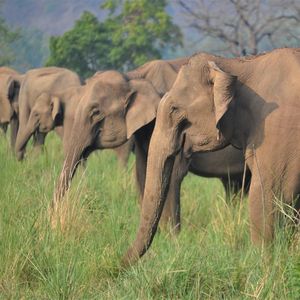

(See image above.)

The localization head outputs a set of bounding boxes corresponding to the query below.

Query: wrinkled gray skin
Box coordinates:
[123,48,300,266]
[15,67,82,160]
[0,67,22,148]
[54,58,250,229]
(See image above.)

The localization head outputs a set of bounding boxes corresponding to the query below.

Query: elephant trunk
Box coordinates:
[123,127,176,266]
[54,140,84,205]
[10,117,19,150]
[15,122,37,160]
[53,111,93,206]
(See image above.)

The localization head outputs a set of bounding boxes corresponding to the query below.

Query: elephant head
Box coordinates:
[15,92,62,159]
[31,92,62,132]
[54,70,161,201]
[0,74,20,128]
[123,54,239,265]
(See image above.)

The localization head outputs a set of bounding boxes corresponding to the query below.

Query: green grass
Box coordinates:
[0,133,299,299]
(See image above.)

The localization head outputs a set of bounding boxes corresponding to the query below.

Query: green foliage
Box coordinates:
[0,1,20,66]
[46,1,182,78]
[102,0,182,70]
[46,11,113,79]
[0,132,299,298]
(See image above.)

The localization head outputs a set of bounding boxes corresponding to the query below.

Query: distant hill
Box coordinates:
[3,0,107,36]
[2,0,108,70]
[2,1,189,71]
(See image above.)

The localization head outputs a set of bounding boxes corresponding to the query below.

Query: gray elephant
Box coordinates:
[14,66,134,166]
[53,58,250,230]
[0,67,22,148]
[14,67,82,160]
[123,48,300,265]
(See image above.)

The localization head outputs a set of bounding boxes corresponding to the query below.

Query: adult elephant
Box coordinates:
[0,67,22,148]
[14,67,82,160]
[123,48,300,265]
[53,58,250,230]
[14,66,134,165]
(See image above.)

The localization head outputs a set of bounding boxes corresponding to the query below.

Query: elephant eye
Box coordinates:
[90,108,103,123]
[91,108,100,116]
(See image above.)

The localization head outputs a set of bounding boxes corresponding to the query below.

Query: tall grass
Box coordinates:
[0,133,299,299]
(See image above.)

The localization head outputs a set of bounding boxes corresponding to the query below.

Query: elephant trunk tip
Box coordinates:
[16,150,24,161]
[54,173,70,204]
[121,247,141,268]
[122,230,154,267]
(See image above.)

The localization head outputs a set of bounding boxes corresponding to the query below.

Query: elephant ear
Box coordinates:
[208,61,237,138]
[8,79,20,102]
[125,79,161,139]
[127,60,178,96]
[51,96,62,122]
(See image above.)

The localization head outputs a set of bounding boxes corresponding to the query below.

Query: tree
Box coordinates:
[46,11,113,78]
[279,0,300,45]
[0,0,20,65]
[176,0,295,56]
[46,1,182,78]
[102,0,182,70]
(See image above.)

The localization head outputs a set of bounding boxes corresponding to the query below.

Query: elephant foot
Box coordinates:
[158,219,181,235]
[16,151,25,161]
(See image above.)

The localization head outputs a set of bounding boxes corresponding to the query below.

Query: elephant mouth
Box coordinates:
[39,128,50,133]
[0,122,9,133]
[81,142,98,161]
[39,124,54,133]
[0,119,10,125]
[0,121,9,127]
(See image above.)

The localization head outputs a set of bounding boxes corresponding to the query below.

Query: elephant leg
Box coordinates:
[160,151,190,233]
[221,177,242,200]
[0,123,8,135]
[32,131,47,150]
[248,172,275,246]
[133,122,154,205]
[294,199,300,225]
[221,169,251,201]
[134,137,147,205]
[10,116,19,150]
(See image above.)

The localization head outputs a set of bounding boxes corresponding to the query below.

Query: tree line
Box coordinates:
[1,0,300,78]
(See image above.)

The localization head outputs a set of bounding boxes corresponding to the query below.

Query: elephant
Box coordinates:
[14,66,134,166]
[0,67,22,147]
[14,67,82,160]
[53,57,250,229]
[123,48,300,265]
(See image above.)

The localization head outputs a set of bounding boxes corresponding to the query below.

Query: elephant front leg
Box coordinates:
[33,131,46,148]
[248,175,275,246]
[31,132,47,156]
[135,144,147,205]
[0,123,8,135]
[221,171,251,201]
[160,151,190,233]
[10,116,19,150]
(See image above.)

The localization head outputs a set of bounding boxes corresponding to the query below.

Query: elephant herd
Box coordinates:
[1,47,299,267]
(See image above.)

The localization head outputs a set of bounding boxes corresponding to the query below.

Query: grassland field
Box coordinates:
[0,132,299,299]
